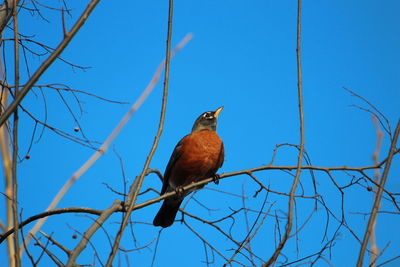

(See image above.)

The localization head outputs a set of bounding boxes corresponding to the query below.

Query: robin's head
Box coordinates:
[192,106,223,133]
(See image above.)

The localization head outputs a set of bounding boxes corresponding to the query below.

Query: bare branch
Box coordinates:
[226,193,269,265]
[0,207,106,243]
[30,234,63,267]
[39,231,71,256]
[357,119,400,266]
[344,87,392,137]
[264,1,304,264]
[105,2,177,264]
[11,0,21,264]
[0,58,15,267]
[370,115,384,266]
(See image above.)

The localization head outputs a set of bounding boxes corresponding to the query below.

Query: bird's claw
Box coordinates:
[213,174,220,185]
[175,186,185,197]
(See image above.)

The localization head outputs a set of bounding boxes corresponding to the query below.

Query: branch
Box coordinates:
[357,119,400,266]
[0,158,388,250]
[0,207,106,243]
[11,0,21,265]
[344,87,392,137]
[225,193,270,265]
[0,161,386,244]
[39,231,71,256]
[264,1,304,264]
[0,0,100,127]
[105,1,175,265]
[30,234,63,267]
[0,40,15,267]
[370,115,383,266]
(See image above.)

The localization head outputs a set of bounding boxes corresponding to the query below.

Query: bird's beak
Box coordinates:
[214,106,224,118]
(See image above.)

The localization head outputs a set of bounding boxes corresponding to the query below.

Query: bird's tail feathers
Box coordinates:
[153,197,183,228]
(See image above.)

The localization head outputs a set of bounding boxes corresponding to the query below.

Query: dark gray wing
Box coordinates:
[161,136,187,194]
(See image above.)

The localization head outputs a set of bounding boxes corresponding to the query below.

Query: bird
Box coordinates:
[153,107,225,228]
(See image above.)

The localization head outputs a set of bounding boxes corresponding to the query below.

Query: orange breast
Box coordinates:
[170,130,224,188]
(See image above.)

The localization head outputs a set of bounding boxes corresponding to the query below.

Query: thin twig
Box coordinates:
[240,182,255,265]
[344,87,392,137]
[30,234,63,267]
[376,255,400,267]
[183,221,241,265]
[181,208,267,263]
[39,231,71,256]
[226,192,269,265]
[1,38,91,70]
[0,207,106,243]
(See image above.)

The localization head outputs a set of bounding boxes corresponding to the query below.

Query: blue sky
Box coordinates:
[1,0,399,266]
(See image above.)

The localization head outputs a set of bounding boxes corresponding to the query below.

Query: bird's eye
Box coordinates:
[203,112,213,119]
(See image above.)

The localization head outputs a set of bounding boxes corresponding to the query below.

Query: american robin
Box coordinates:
[153,107,225,228]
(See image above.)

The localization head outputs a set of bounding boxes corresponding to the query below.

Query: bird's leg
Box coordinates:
[212,174,220,185]
[174,186,185,198]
